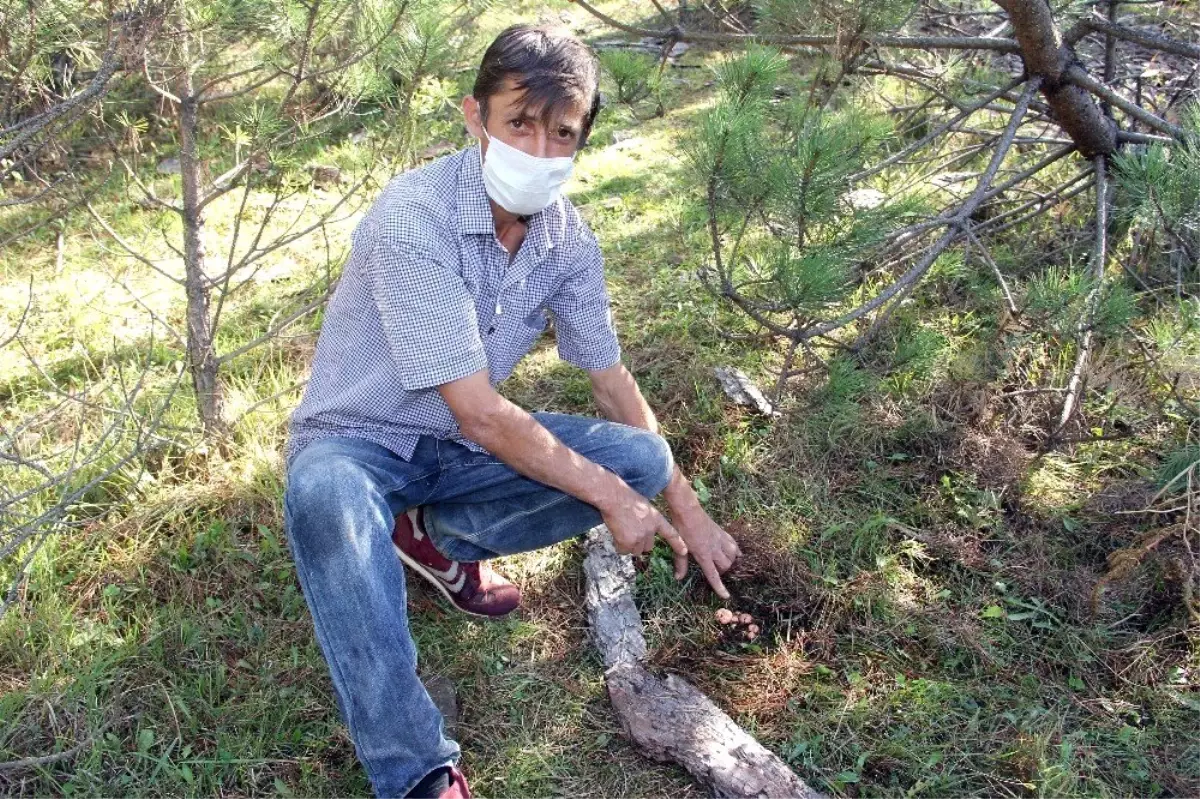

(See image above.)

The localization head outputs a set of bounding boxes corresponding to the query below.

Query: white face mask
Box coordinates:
[478,128,575,216]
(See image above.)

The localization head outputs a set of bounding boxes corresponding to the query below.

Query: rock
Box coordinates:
[668,41,689,58]
[310,164,343,188]
[156,157,181,175]
[846,188,886,210]
[421,673,459,738]
[714,366,778,418]
[611,134,644,152]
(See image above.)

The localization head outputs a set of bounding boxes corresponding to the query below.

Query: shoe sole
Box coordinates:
[392,541,511,620]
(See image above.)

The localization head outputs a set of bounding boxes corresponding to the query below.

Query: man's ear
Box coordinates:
[462,95,484,140]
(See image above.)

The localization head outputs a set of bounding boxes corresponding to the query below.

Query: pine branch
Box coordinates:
[566,0,1021,52]
[1078,13,1200,59]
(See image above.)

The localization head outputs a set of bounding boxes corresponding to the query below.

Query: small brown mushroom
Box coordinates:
[715,608,735,625]
[738,613,753,625]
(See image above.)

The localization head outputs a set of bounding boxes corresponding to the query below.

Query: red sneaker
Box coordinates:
[441,766,471,798]
[392,507,521,619]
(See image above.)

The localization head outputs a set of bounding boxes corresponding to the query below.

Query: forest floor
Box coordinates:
[2,0,1198,796]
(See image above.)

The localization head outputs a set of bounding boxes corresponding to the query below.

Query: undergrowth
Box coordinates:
[2,0,1198,796]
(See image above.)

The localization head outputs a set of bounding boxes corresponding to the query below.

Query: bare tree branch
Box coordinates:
[0,729,98,772]
[582,527,822,799]
[1055,155,1110,435]
[0,38,121,146]
[85,203,186,286]
[852,77,1025,182]
[973,170,1096,236]
[1,279,192,618]
[964,225,1019,316]
[196,67,289,105]
[0,178,71,209]
[798,77,1042,341]
[1079,13,1200,59]
[215,281,337,367]
[1066,65,1187,139]
[291,0,414,84]
[0,276,34,350]
[0,0,165,170]
[1117,129,1176,145]
[231,379,310,423]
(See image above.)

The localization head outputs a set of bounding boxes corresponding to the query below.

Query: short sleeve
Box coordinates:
[366,237,488,390]
[545,234,622,371]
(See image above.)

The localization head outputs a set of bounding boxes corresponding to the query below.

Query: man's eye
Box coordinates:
[510,119,524,130]
[558,128,575,140]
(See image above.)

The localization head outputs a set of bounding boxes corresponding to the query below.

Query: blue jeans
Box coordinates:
[283,412,674,797]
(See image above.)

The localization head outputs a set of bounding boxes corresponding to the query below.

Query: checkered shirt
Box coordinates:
[287,144,621,462]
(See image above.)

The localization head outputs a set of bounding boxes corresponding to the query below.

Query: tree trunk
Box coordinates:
[994,0,1117,156]
[177,59,225,438]
[583,527,821,799]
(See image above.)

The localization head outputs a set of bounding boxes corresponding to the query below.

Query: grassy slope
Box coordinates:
[2,1,1199,796]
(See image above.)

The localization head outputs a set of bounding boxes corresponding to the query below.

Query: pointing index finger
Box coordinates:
[658,519,689,558]
[698,555,731,600]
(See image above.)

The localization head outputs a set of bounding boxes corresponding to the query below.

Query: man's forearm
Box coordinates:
[592,364,659,434]
[590,367,739,598]
[463,395,629,511]
[592,366,704,517]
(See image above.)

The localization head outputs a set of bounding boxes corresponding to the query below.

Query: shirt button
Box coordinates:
[495,303,503,315]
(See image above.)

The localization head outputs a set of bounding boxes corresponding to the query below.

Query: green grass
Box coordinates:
[3,0,1200,796]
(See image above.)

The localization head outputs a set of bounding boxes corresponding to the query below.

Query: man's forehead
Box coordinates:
[490,77,588,126]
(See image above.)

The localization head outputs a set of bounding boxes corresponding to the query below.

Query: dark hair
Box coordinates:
[473,24,601,146]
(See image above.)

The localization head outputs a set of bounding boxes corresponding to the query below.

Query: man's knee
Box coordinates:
[624,430,675,499]
[285,450,385,560]
[286,451,348,518]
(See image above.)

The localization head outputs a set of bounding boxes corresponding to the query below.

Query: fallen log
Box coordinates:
[583,526,822,799]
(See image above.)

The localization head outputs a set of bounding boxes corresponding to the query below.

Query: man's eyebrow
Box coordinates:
[505,107,581,134]
[503,108,542,123]
[543,114,582,135]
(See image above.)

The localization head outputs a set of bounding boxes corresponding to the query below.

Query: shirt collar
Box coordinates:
[456,143,565,254]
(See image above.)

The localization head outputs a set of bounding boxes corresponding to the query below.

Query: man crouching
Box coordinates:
[283,23,740,798]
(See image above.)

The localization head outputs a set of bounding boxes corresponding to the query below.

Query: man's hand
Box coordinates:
[600,483,689,560]
[670,504,741,600]
[587,363,741,597]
